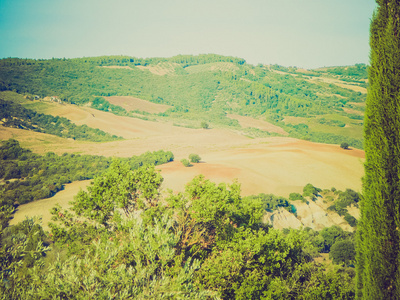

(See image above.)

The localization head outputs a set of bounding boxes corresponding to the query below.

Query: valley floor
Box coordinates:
[2,101,365,229]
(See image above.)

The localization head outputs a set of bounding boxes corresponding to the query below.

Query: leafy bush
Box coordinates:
[200,121,209,129]
[344,213,358,227]
[244,193,290,212]
[289,192,305,201]
[329,239,356,265]
[189,153,201,163]
[180,158,192,167]
[302,183,321,201]
[340,142,349,149]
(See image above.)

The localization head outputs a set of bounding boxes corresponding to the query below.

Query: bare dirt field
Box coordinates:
[158,138,364,197]
[5,103,365,229]
[104,96,172,114]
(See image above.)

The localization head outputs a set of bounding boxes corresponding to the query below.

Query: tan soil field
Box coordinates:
[158,139,364,197]
[104,96,172,114]
[227,114,289,136]
[4,103,365,229]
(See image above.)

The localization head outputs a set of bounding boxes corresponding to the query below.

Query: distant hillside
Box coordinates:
[0,54,366,148]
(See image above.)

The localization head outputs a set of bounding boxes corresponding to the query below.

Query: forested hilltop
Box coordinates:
[0,54,366,148]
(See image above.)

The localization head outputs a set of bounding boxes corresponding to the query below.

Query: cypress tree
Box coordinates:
[356,0,400,299]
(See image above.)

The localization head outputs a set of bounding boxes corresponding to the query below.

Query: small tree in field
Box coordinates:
[340,142,349,150]
[181,159,191,167]
[189,154,201,163]
[200,121,209,129]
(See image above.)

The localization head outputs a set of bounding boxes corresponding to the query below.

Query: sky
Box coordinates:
[0,0,377,69]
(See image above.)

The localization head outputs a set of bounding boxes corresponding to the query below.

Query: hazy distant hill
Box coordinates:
[0,54,366,148]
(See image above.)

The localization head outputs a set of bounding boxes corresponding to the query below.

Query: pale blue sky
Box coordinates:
[0,0,376,69]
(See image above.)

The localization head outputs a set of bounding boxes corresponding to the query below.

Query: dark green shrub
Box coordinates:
[330,239,355,265]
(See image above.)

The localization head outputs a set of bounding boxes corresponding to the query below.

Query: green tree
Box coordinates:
[189,153,201,163]
[340,142,349,149]
[330,239,355,266]
[71,160,163,228]
[181,158,192,167]
[356,1,400,299]
[200,121,209,129]
[302,183,321,201]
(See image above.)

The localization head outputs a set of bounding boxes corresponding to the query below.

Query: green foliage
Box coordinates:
[185,176,240,238]
[289,192,306,202]
[303,183,322,201]
[189,153,201,163]
[0,217,49,297]
[320,225,354,253]
[0,162,357,298]
[344,213,358,227]
[200,121,209,129]
[330,239,356,266]
[196,228,307,299]
[244,193,291,212]
[318,117,346,127]
[180,158,192,167]
[327,189,360,222]
[341,142,350,149]
[264,262,356,299]
[357,2,400,298]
